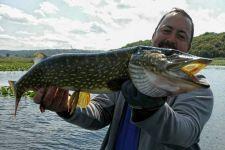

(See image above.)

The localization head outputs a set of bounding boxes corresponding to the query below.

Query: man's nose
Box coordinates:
[167,33,177,43]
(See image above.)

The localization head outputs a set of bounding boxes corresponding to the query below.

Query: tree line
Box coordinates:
[123,32,225,58]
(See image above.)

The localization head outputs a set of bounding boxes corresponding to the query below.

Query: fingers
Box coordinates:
[57,90,69,112]
[51,88,69,111]
[33,88,47,104]
[43,87,58,108]
[33,87,69,112]
[121,80,137,98]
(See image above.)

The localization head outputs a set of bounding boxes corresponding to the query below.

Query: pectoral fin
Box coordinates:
[77,92,90,108]
[68,91,80,115]
[68,91,91,115]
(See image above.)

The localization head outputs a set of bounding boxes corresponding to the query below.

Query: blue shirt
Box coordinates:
[115,103,140,150]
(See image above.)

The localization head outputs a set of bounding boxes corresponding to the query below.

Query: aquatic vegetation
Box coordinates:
[0,86,14,96]
[211,58,225,66]
[0,86,35,97]
[0,57,33,71]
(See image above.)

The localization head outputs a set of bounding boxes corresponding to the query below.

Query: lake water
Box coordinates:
[0,67,225,150]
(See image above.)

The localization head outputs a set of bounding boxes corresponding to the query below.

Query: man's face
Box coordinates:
[152,12,192,52]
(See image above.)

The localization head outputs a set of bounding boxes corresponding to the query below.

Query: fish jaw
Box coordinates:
[165,57,212,87]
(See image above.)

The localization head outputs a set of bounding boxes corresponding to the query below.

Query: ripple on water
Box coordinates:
[1,68,225,150]
[0,96,107,150]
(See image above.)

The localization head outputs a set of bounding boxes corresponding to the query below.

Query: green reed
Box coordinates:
[0,57,33,71]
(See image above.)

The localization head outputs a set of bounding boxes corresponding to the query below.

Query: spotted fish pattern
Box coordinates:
[9,46,212,115]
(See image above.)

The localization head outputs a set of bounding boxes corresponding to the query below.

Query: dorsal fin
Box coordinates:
[33,52,47,64]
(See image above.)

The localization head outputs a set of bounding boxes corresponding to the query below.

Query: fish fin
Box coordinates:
[168,58,212,76]
[77,92,90,108]
[33,52,47,64]
[68,91,80,115]
[8,80,16,95]
[181,61,208,76]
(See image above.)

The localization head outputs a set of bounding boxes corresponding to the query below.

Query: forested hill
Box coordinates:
[123,32,225,58]
[190,32,225,57]
[0,32,224,58]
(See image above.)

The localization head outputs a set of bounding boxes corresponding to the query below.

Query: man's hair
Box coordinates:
[153,8,194,45]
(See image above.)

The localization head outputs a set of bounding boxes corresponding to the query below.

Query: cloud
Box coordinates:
[0,34,16,40]
[71,29,88,35]
[0,34,20,50]
[0,4,38,24]
[15,31,35,35]
[113,18,132,26]
[62,0,134,28]
[90,23,106,33]
[38,17,91,35]
[1,1,225,50]
[116,4,133,9]
[190,8,225,35]
[0,26,4,32]
[63,0,108,10]
[34,2,59,17]
[0,31,72,50]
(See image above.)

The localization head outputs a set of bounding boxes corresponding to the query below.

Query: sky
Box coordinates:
[0,0,225,50]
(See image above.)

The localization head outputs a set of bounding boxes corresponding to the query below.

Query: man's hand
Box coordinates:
[121,80,166,121]
[33,87,69,113]
[121,80,166,110]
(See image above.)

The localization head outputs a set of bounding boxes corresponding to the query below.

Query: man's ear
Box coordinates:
[151,31,156,43]
[152,31,155,40]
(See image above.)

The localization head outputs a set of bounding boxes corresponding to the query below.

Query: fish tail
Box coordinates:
[8,80,20,116]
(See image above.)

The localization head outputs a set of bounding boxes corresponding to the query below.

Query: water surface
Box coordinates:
[0,96,107,150]
[1,67,225,149]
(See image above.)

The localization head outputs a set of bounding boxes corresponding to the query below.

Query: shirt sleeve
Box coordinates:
[132,87,214,148]
[58,92,118,130]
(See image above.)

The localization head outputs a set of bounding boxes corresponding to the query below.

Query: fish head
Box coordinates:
[128,48,212,97]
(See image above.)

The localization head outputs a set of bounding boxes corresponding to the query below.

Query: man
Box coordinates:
[34,8,213,150]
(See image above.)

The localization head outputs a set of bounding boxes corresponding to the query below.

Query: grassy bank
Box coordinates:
[0,57,33,71]
[211,58,225,66]
[0,57,225,71]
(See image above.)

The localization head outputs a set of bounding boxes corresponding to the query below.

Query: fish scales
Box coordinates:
[15,46,140,96]
[10,46,212,115]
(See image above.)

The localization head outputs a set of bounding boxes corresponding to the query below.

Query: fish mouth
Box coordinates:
[180,60,210,76]
[166,57,212,86]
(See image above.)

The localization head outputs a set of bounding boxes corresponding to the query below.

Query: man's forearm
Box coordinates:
[57,93,115,130]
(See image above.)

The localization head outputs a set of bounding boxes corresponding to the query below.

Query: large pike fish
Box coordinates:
[9,46,211,115]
